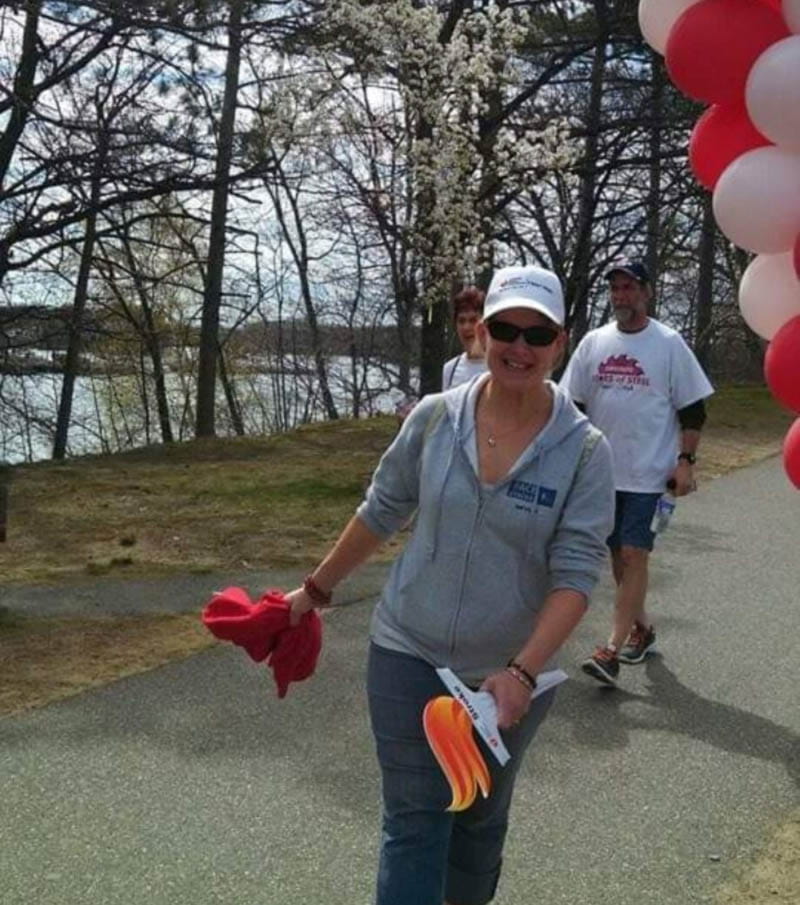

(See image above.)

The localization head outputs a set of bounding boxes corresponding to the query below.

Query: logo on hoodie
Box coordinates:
[507,480,557,508]
[593,354,650,389]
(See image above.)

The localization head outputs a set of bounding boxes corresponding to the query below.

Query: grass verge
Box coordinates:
[0,416,398,586]
[0,608,215,717]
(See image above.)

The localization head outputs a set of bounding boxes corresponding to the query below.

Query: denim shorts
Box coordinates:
[367,643,556,905]
[607,491,662,551]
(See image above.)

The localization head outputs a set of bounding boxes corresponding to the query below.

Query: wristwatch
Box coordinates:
[677,452,696,465]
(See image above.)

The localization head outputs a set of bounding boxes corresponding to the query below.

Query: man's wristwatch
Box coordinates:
[677,452,696,465]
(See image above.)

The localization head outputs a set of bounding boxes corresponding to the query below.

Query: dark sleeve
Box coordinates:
[677,398,707,431]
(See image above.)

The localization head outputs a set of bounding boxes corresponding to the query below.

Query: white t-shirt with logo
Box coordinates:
[442,353,487,390]
[559,319,714,492]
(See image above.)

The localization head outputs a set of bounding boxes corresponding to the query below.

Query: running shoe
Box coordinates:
[619,623,656,665]
[581,646,619,686]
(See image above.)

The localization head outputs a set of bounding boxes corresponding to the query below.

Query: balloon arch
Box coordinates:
[638,0,800,488]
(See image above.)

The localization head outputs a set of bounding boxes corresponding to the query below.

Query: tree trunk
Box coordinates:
[302,288,339,421]
[410,15,447,400]
[695,192,716,369]
[141,304,174,445]
[565,0,609,341]
[52,132,106,460]
[395,300,415,395]
[645,50,664,315]
[0,0,41,191]
[415,114,444,396]
[419,299,448,396]
[0,464,10,542]
[120,231,174,444]
[0,0,42,288]
[394,270,416,396]
[195,0,244,438]
[217,343,245,435]
[265,152,339,421]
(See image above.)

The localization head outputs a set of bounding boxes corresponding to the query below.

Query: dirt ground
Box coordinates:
[714,816,800,905]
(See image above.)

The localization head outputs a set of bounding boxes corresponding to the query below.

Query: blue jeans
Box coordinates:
[367,644,556,905]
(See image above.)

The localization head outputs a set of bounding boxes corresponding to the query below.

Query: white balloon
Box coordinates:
[746,37,800,151]
[638,0,698,54]
[784,0,800,34]
[739,253,800,340]
[713,147,800,253]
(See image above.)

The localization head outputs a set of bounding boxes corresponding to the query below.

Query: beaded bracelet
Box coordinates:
[303,574,332,607]
[504,666,534,692]
[506,660,537,690]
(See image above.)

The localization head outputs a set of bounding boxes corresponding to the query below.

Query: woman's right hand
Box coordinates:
[481,669,532,729]
[285,587,315,627]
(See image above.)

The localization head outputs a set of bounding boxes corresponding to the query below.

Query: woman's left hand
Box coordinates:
[481,669,532,730]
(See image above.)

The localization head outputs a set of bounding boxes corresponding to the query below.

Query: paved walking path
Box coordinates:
[1,457,798,904]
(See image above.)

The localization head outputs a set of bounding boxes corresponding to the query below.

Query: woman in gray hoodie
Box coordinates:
[287,265,615,905]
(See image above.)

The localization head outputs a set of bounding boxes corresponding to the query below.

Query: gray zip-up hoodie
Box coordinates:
[357,375,615,684]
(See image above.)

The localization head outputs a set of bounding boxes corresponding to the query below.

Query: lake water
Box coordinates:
[0,356,408,463]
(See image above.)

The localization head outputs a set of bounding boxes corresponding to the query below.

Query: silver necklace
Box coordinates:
[485,412,536,447]
[486,422,527,447]
[480,384,546,448]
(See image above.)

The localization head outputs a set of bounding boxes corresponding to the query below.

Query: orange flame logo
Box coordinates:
[423,696,491,811]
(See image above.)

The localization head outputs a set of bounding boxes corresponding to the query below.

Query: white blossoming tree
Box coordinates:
[297,0,578,393]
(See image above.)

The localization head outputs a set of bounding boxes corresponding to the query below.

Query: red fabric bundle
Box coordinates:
[201,586,322,698]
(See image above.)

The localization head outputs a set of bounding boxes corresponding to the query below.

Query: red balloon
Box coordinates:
[758,0,781,9]
[783,418,800,489]
[765,315,800,413]
[689,103,771,190]
[666,0,789,105]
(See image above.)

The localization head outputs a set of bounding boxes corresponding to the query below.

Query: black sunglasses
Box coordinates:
[486,319,560,347]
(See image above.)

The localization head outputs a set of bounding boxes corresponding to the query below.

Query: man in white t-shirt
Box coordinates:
[560,259,713,686]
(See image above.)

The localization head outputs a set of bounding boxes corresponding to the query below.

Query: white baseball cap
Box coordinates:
[483,265,565,327]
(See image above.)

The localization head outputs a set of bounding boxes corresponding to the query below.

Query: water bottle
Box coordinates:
[650,480,677,535]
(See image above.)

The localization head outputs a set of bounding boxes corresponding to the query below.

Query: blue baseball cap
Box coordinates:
[604,259,650,284]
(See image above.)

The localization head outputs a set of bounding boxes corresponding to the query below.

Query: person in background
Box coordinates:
[559,259,714,687]
[441,286,487,389]
[285,264,615,905]
[395,286,488,426]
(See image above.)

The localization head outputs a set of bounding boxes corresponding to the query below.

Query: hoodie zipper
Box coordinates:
[447,465,487,656]
[446,438,549,658]
[442,381,581,658]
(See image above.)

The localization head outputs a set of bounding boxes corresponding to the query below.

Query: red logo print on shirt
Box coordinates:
[593,354,650,389]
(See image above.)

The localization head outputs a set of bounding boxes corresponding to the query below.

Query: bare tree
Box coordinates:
[195,0,246,437]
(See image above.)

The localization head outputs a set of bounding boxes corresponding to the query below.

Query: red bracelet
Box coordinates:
[303,574,332,607]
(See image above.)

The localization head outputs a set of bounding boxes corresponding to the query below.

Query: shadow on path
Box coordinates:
[560,656,800,787]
